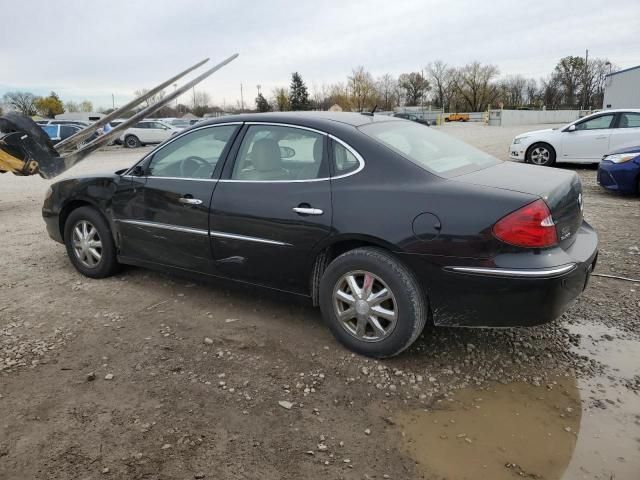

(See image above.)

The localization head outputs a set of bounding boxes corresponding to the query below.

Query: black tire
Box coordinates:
[124,135,141,148]
[64,206,119,278]
[319,247,428,358]
[526,142,556,167]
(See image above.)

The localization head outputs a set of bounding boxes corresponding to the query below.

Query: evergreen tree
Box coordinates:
[255,93,272,112]
[289,72,310,111]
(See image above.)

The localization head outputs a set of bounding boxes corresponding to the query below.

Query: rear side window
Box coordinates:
[332,140,360,175]
[359,121,499,178]
[231,125,326,181]
[618,113,640,128]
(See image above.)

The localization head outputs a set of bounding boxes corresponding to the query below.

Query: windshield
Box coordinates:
[359,121,500,178]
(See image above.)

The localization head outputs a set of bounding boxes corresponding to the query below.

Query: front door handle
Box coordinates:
[293,206,323,215]
[179,197,203,205]
[595,135,608,140]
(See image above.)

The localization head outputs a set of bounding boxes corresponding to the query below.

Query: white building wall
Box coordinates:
[488,109,581,126]
[603,67,640,109]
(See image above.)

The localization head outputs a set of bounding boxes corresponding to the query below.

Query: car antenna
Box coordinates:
[361,105,377,117]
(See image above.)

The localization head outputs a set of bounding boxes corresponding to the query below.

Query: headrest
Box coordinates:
[251,138,282,171]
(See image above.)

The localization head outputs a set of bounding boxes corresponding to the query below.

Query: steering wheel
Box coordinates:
[179,156,209,178]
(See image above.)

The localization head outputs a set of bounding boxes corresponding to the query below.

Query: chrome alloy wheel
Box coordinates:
[333,270,398,342]
[72,220,103,268]
[530,146,551,165]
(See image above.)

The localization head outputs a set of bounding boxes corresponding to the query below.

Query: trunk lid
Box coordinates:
[454,162,583,248]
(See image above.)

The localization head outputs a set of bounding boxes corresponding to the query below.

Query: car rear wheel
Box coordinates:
[124,135,141,148]
[64,206,119,278]
[319,247,427,358]
[527,143,556,167]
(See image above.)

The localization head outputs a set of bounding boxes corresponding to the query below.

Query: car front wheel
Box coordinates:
[319,247,428,358]
[124,135,141,148]
[64,206,119,278]
[527,142,556,167]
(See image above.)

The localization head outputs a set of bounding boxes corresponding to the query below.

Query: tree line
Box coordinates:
[2,91,95,118]
[1,54,615,118]
[256,55,614,113]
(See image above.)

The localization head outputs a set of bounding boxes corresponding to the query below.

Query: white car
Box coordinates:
[509,109,640,166]
[120,120,181,148]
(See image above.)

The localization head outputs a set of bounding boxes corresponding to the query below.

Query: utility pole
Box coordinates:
[257,84,261,96]
[111,94,115,110]
[583,49,589,110]
[174,84,178,108]
[240,83,244,111]
[192,86,196,110]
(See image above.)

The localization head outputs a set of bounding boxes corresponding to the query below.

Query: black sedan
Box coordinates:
[42,112,598,357]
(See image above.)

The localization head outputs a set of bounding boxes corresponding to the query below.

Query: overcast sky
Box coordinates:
[1,0,638,110]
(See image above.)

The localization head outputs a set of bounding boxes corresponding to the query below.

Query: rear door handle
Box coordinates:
[595,135,608,140]
[179,197,203,205]
[292,207,323,215]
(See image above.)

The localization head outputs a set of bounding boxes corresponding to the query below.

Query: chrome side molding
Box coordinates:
[445,264,577,278]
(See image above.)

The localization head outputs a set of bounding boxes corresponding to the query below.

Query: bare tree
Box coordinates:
[398,72,430,106]
[426,61,454,110]
[79,100,93,112]
[540,74,563,109]
[310,83,331,110]
[2,91,39,116]
[348,66,377,111]
[375,74,397,111]
[453,62,500,111]
[64,100,80,112]
[553,56,584,108]
[134,88,166,108]
[498,75,528,108]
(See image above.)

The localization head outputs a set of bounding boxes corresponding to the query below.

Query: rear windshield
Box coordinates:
[358,121,500,177]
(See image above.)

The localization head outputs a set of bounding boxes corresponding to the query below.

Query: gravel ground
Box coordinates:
[0,123,638,479]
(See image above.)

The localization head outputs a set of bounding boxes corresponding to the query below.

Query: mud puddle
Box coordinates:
[398,322,640,479]
[398,379,581,479]
[562,321,640,479]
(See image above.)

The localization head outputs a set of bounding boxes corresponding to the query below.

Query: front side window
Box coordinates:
[618,112,640,128]
[146,125,237,179]
[575,114,614,131]
[359,121,499,178]
[232,125,326,181]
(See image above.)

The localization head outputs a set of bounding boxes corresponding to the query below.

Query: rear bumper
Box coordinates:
[400,221,598,327]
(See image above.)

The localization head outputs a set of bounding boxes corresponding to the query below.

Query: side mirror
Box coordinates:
[567,124,576,132]
[131,165,145,176]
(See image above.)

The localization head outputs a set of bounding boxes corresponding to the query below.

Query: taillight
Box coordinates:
[492,199,557,248]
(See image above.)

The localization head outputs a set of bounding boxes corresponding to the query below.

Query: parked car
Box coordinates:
[393,113,430,126]
[445,113,469,122]
[510,109,640,166]
[37,119,91,128]
[162,118,192,129]
[42,112,598,358]
[40,124,83,145]
[597,145,640,194]
[119,120,181,148]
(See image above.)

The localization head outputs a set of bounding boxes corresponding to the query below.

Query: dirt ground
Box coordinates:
[1,122,638,480]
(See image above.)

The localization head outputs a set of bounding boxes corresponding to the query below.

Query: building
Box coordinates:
[55,112,104,123]
[603,65,640,109]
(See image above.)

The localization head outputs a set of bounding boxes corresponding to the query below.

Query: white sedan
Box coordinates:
[119,120,181,148]
[509,109,640,166]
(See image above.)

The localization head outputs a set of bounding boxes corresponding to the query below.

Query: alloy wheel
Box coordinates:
[530,146,550,165]
[72,220,103,268]
[333,270,398,342]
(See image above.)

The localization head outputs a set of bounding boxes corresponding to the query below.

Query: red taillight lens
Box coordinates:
[492,199,557,248]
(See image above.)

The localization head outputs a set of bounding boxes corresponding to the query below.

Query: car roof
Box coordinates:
[593,109,640,114]
[197,111,404,130]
